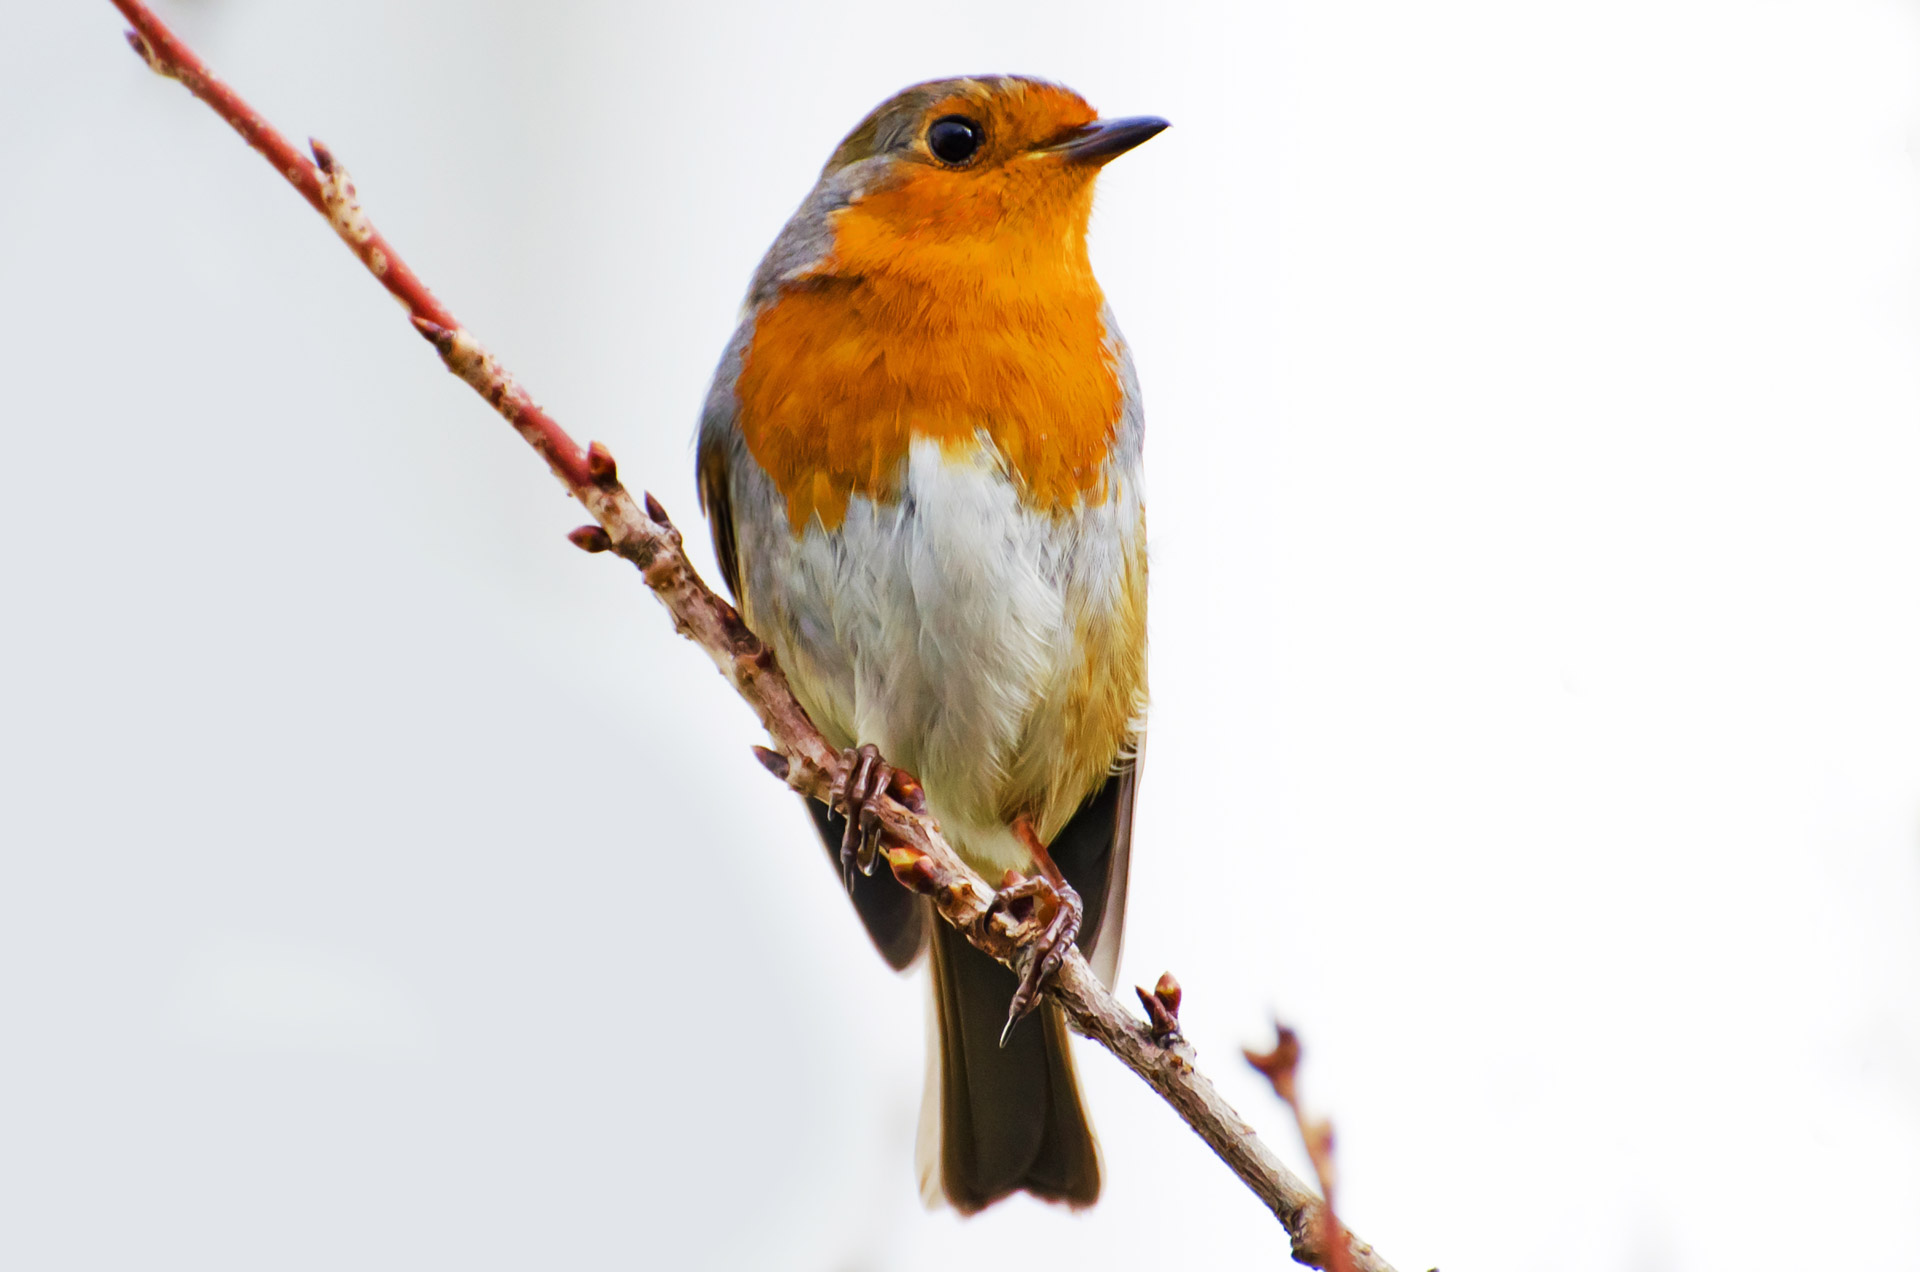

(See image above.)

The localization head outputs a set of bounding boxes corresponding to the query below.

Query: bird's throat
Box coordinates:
[735,258,1122,533]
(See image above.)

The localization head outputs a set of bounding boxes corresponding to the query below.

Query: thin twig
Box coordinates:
[106,5,1398,1268]
[1249,1025,1358,1272]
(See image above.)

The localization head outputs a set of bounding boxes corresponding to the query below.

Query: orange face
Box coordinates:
[831,81,1104,274]
[734,79,1163,532]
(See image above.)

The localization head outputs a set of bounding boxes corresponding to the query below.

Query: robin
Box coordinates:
[696,76,1163,1213]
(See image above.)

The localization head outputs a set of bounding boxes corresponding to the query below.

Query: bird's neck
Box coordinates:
[830,180,1102,318]
[736,220,1123,534]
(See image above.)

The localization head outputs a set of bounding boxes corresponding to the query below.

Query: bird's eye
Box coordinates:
[927,116,984,165]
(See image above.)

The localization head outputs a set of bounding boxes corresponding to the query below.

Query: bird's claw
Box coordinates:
[829,743,894,894]
[985,871,1083,1047]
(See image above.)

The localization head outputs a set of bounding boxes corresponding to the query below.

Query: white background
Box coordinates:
[4,2,1917,1268]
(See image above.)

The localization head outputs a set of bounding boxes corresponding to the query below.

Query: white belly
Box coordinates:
[737,437,1142,874]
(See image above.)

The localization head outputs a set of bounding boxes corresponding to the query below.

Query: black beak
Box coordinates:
[1045,115,1170,165]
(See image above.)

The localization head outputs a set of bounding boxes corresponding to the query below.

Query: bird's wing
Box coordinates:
[695,438,742,601]
[696,318,928,970]
[1049,752,1139,989]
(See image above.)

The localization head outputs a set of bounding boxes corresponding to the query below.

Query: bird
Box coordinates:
[696,76,1162,1214]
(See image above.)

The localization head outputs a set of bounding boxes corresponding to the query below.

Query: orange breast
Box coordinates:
[734,189,1123,532]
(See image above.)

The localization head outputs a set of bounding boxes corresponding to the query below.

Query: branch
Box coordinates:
[1249,1025,1358,1272]
[107,6,1398,1268]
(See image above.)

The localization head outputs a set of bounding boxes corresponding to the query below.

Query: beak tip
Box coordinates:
[1056,115,1170,165]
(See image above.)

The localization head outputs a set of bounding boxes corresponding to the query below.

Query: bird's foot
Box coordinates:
[828,744,918,893]
[987,818,1083,1046]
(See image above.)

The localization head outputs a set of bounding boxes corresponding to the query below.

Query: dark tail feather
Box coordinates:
[922,916,1100,1212]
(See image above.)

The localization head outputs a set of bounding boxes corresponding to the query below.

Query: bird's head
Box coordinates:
[793,76,1166,286]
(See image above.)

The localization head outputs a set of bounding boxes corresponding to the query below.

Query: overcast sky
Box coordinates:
[4,2,1918,1269]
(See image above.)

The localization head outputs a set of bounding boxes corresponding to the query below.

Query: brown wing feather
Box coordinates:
[695,441,742,602]
[702,437,929,968]
[1048,753,1139,989]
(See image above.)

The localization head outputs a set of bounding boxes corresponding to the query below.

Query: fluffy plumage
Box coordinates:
[696,75,1154,1213]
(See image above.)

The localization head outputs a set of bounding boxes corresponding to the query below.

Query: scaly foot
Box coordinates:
[829,743,894,893]
[988,817,1084,1046]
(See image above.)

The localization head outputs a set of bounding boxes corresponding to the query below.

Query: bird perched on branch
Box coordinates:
[697,76,1162,1213]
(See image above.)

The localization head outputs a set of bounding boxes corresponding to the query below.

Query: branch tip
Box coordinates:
[1154,970,1183,1016]
[751,745,790,782]
[1136,970,1185,1040]
[1248,1022,1358,1272]
[411,315,452,347]
[586,441,618,488]
[1246,1023,1303,1099]
[567,525,613,554]
[125,29,164,74]
[890,770,928,814]
[887,845,942,894]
